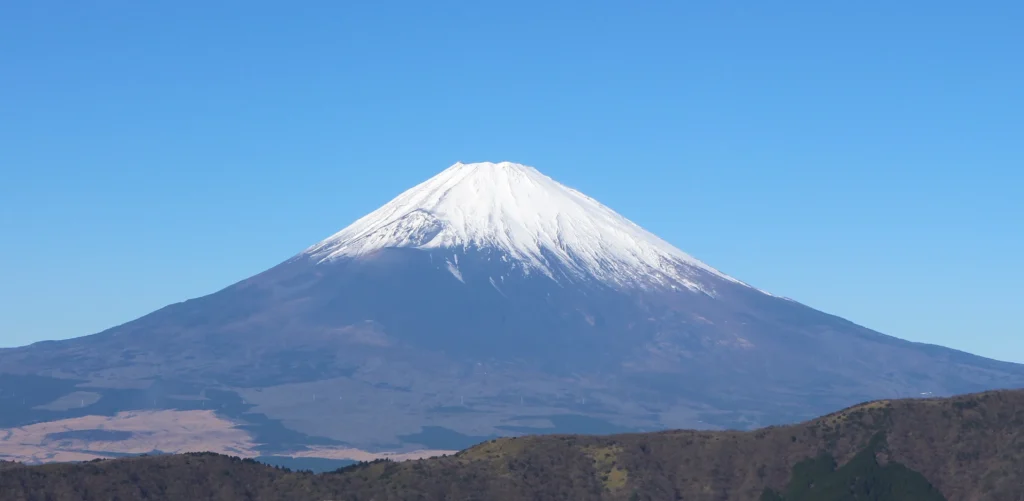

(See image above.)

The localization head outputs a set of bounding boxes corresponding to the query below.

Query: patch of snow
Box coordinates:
[305,161,762,293]
[445,260,464,283]
[488,277,506,297]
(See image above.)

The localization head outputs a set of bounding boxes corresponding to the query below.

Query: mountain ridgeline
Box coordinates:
[1,161,1022,456]
[1,390,1021,501]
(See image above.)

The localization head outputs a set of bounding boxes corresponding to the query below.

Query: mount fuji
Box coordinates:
[2,161,1022,459]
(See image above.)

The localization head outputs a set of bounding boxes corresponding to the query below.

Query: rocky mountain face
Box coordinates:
[1,161,1021,457]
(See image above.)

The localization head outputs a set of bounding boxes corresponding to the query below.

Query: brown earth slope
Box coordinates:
[0,389,1021,501]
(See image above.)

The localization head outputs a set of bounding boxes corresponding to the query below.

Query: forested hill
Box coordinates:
[0,389,1021,501]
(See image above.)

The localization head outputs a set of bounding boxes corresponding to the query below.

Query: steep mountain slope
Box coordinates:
[306,161,743,291]
[1,390,1022,501]
[0,161,1022,456]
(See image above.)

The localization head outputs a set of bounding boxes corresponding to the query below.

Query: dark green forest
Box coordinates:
[0,390,1021,500]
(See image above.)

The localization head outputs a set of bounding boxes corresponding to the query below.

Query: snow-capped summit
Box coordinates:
[305,161,749,292]
[9,161,1023,459]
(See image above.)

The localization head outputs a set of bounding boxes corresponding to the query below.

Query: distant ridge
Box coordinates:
[2,389,1022,500]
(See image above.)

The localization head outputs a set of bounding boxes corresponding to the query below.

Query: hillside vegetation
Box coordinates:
[0,389,1021,500]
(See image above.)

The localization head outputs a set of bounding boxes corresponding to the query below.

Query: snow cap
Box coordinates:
[305,162,749,291]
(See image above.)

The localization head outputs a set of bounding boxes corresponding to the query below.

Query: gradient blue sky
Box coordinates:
[1,2,1021,362]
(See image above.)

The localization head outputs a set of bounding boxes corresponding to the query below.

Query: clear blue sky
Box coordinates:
[1,2,1021,362]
